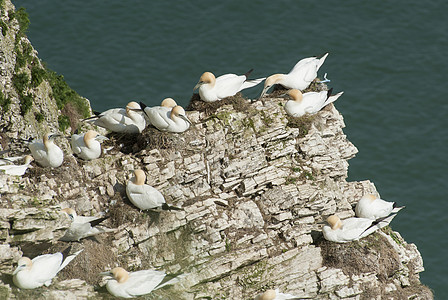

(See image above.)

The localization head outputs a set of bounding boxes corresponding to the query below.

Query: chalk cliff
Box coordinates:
[0,1,432,299]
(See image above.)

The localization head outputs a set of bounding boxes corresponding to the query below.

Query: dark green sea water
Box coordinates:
[12,0,448,298]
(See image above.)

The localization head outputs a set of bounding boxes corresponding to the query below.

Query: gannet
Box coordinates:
[13,247,83,289]
[193,70,265,102]
[322,214,397,243]
[259,53,329,99]
[85,101,146,133]
[355,194,405,220]
[28,133,64,168]
[254,288,299,300]
[140,104,190,133]
[284,88,343,118]
[126,169,179,210]
[139,98,177,128]
[0,155,33,176]
[100,267,183,298]
[60,208,114,242]
[70,130,108,161]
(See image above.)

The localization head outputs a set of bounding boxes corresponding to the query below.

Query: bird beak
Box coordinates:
[180,115,191,125]
[12,265,24,275]
[49,134,62,139]
[95,135,109,142]
[100,271,112,276]
[258,86,270,101]
[193,82,202,91]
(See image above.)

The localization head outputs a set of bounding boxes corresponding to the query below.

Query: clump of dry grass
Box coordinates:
[104,127,179,155]
[286,114,316,138]
[61,102,81,134]
[317,232,401,281]
[186,92,251,117]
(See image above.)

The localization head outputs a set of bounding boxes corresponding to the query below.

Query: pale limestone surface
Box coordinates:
[0,1,432,299]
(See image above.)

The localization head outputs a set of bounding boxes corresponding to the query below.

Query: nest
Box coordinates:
[186,93,251,117]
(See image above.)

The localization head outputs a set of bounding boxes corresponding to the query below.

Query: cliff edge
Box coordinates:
[0,1,432,299]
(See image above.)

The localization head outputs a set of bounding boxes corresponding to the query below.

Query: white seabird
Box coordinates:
[0,155,33,176]
[100,267,183,298]
[259,53,329,99]
[70,130,108,161]
[254,288,299,300]
[193,70,265,102]
[139,98,177,128]
[28,133,64,168]
[140,105,190,133]
[85,101,146,133]
[284,88,343,118]
[322,214,397,243]
[126,169,167,210]
[126,169,180,211]
[355,194,405,220]
[13,247,83,289]
[60,208,114,242]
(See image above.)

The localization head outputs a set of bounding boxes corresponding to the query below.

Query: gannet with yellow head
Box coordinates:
[194,70,265,102]
[259,53,329,99]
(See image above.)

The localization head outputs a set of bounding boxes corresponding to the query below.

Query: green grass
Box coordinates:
[35,112,44,122]
[0,19,7,36]
[12,73,29,94]
[0,90,11,112]
[10,7,29,38]
[31,66,47,87]
[19,94,33,115]
[47,70,90,118]
[58,115,70,132]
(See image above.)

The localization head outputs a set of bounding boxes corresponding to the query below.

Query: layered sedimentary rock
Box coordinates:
[0,1,432,299]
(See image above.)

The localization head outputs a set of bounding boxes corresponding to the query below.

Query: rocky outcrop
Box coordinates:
[0,1,432,299]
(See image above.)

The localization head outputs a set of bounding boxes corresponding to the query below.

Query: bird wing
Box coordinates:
[125,270,166,296]
[70,134,84,155]
[31,253,63,283]
[240,77,266,90]
[28,142,48,163]
[215,74,246,98]
[289,57,317,74]
[369,199,394,219]
[341,218,374,241]
[145,107,171,131]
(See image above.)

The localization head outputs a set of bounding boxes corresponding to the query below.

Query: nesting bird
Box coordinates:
[70,130,108,161]
[194,70,265,102]
[0,155,33,176]
[13,248,83,289]
[259,53,329,99]
[100,267,183,298]
[126,169,169,210]
[284,88,343,118]
[140,103,191,133]
[322,214,397,243]
[355,194,404,220]
[28,133,64,168]
[60,208,114,242]
[85,101,146,133]
[140,98,177,127]
[254,288,299,300]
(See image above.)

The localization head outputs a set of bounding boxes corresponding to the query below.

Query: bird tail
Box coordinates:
[317,52,329,70]
[392,203,405,213]
[243,69,254,79]
[322,89,344,108]
[58,247,83,273]
[241,77,266,90]
[161,203,183,211]
[358,214,397,239]
[89,216,109,227]
[154,273,186,290]
[82,111,101,121]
